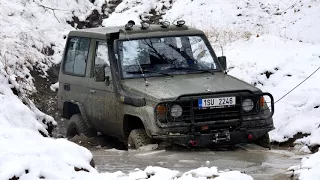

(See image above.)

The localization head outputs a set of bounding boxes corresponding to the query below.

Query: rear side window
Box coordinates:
[94,41,111,79]
[63,37,90,76]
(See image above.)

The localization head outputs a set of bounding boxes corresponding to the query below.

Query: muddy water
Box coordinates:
[62,125,301,179]
[90,144,302,180]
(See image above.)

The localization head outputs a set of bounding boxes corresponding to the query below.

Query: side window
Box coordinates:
[189,36,216,69]
[94,41,111,79]
[63,37,90,76]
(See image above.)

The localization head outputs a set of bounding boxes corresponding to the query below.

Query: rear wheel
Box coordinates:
[66,114,97,138]
[127,129,153,149]
[254,133,271,149]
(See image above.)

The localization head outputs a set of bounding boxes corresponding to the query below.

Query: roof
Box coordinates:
[68,24,205,40]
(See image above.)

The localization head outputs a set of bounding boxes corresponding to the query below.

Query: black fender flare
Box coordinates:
[65,100,93,128]
[122,113,152,138]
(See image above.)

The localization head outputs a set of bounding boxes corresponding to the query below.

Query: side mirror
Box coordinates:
[94,65,106,82]
[218,56,227,71]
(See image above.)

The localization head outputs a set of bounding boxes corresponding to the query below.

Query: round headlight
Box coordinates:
[170,105,183,118]
[242,99,254,112]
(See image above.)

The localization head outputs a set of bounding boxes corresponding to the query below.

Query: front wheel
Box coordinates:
[254,133,271,149]
[127,129,153,149]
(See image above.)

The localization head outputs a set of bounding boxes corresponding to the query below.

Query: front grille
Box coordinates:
[170,98,241,123]
[168,96,260,123]
[155,91,275,129]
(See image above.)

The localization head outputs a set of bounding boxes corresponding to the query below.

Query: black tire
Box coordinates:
[90,159,95,168]
[254,133,271,149]
[66,114,97,138]
[127,129,153,149]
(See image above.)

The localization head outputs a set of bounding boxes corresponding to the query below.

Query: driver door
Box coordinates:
[86,40,118,136]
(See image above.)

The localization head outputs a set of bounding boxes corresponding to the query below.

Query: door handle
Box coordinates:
[64,84,70,91]
[90,89,96,94]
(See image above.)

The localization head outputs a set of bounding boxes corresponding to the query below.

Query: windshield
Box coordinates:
[118,35,220,78]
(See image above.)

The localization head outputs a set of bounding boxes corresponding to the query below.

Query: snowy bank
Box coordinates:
[40,166,252,180]
[0,1,102,179]
[0,74,95,179]
[225,35,320,147]
[289,148,320,180]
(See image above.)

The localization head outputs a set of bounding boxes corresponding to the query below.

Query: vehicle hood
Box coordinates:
[121,73,260,101]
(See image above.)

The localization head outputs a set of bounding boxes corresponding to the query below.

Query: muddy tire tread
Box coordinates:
[128,129,153,149]
[66,114,96,138]
[255,133,271,149]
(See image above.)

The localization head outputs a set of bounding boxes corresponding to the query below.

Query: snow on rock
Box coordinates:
[96,166,253,180]
[0,127,96,180]
[144,166,180,179]
[289,148,320,180]
[182,167,219,178]
[0,74,55,135]
[50,82,59,92]
[179,167,253,180]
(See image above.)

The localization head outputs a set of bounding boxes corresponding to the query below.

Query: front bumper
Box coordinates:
[153,127,273,147]
[149,91,275,147]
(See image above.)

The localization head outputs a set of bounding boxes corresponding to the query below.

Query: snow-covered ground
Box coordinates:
[226,35,320,148]
[1,0,320,179]
[289,148,320,179]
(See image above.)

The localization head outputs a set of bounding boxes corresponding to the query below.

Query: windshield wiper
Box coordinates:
[170,67,215,74]
[126,69,173,77]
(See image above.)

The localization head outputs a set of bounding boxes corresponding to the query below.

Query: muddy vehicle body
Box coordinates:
[58,20,275,149]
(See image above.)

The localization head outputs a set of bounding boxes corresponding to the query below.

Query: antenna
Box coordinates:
[122,24,149,86]
[219,40,224,56]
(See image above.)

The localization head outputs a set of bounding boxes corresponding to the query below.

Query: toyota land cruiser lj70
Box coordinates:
[58,20,274,149]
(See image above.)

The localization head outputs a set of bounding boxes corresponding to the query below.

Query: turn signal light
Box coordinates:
[201,126,209,131]
[260,96,265,108]
[156,105,168,120]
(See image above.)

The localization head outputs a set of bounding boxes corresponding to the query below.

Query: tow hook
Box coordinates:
[189,140,198,147]
[212,130,231,143]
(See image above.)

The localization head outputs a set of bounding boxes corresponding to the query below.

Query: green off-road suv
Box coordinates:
[58,20,275,149]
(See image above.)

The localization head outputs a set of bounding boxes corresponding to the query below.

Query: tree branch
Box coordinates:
[36,3,71,23]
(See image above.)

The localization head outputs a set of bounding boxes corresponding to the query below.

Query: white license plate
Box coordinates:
[198,97,236,108]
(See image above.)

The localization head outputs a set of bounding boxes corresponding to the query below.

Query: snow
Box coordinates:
[225,35,320,145]
[0,75,54,135]
[164,0,320,44]
[0,0,99,95]
[50,82,59,92]
[103,0,173,27]
[289,148,320,180]
[0,74,96,179]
